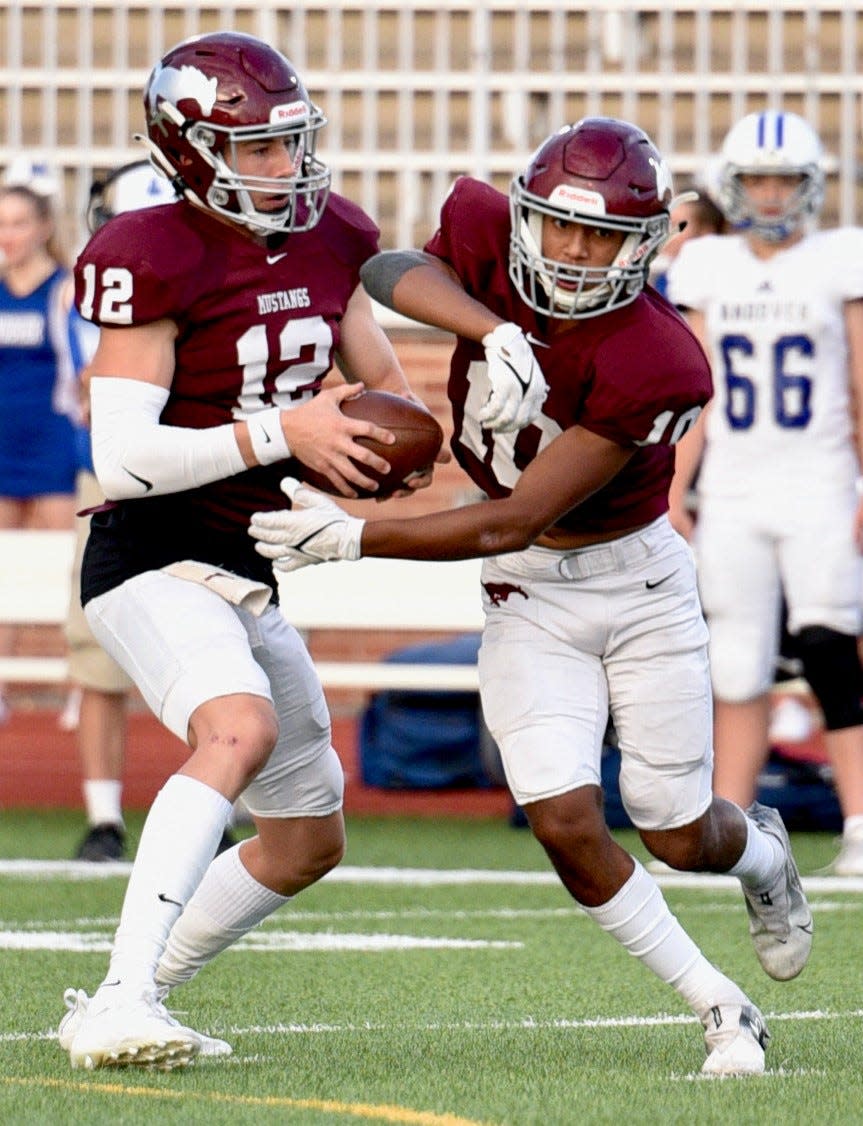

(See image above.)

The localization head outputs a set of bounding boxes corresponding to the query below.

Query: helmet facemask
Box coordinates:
[720,166,823,243]
[187,113,329,236]
[717,111,825,243]
[509,180,670,320]
[143,100,329,236]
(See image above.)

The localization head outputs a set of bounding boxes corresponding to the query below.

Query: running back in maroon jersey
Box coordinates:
[424,177,712,534]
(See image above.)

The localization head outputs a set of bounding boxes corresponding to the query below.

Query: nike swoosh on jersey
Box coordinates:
[122,466,154,492]
[266,253,287,265]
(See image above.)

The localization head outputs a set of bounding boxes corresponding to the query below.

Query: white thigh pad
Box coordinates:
[479,613,609,806]
[695,500,781,700]
[84,571,272,741]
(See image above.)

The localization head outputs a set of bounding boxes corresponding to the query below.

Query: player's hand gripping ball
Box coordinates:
[300,390,444,499]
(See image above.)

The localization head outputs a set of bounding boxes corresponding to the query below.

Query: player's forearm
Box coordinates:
[360,499,537,561]
[361,425,628,560]
[89,377,290,499]
[361,251,501,342]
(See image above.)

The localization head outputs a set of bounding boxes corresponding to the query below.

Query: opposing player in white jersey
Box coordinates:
[668,110,863,875]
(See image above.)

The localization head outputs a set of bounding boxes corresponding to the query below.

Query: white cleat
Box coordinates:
[62,984,227,1070]
[58,988,89,1053]
[60,990,232,1058]
[741,802,813,981]
[701,1003,770,1076]
[828,833,863,877]
[60,987,232,1062]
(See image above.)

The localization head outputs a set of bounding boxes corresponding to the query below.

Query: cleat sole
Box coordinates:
[70,1036,199,1070]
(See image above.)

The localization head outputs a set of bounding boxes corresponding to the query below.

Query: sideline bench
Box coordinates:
[0,530,483,692]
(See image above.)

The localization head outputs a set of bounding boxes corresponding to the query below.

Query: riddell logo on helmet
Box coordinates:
[549,184,605,215]
[271,102,309,124]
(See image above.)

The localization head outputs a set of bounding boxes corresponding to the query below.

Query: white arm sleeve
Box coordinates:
[90,377,249,500]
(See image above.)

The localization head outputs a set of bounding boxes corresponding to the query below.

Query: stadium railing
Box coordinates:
[0,529,483,693]
[2,3,859,255]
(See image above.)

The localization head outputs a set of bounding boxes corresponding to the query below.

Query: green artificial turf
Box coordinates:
[0,810,860,1125]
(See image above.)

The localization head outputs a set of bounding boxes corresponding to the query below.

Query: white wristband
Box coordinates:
[855,476,863,498]
[248,407,291,466]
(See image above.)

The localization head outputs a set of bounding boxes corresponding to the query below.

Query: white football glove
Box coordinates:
[249,478,365,574]
[479,322,549,433]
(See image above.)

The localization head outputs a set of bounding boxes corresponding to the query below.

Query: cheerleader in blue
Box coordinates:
[0,183,86,720]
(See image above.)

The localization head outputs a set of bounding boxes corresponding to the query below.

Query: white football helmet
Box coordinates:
[718,111,824,241]
[3,152,61,199]
[87,160,177,232]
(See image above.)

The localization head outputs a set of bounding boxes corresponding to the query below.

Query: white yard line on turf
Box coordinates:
[0,930,521,952]
[1,859,862,893]
[5,1007,863,1046]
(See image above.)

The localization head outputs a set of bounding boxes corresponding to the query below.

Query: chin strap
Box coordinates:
[133,131,200,210]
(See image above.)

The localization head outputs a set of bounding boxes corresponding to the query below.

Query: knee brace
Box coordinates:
[796,626,863,731]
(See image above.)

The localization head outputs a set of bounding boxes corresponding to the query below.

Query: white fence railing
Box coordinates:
[1,1,861,254]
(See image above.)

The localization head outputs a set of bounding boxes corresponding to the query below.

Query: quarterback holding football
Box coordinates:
[60,31,447,1070]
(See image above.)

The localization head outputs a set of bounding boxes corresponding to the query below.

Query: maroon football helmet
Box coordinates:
[509,117,674,318]
[140,31,329,235]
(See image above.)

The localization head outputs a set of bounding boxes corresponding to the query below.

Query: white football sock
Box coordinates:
[97,774,232,997]
[581,860,748,1014]
[727,811,784,889]
[156,842,290,988]
[842,814,863,841]
[83,779,123,827]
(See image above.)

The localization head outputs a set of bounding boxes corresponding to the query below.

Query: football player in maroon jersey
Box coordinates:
[58,31,444,1070]
[250,118,814,1075]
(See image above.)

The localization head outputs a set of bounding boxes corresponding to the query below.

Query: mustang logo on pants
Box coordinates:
[483,582,528,606]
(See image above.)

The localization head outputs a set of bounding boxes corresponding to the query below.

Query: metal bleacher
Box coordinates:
[1,1,862,258]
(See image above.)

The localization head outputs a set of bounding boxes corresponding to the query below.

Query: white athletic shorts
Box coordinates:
[478,515,713,831]
[84,569,343,819]
[695,489,863,701]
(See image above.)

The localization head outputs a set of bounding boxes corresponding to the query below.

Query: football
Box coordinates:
[300,390,444,499]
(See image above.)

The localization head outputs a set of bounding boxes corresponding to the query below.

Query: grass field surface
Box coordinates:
[0,810,861,1125]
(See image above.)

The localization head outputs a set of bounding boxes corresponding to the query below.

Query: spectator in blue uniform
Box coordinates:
[0,171,84,724]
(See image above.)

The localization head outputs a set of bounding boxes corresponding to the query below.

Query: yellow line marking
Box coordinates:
[2,1076,493,1125]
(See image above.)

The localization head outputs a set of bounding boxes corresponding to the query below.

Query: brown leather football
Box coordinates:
[300,390,444,499]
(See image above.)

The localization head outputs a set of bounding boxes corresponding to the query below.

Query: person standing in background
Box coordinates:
[69,160,178,861]
[0,163,83,726]
[649,185,726,300]
[667,110,863,876]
